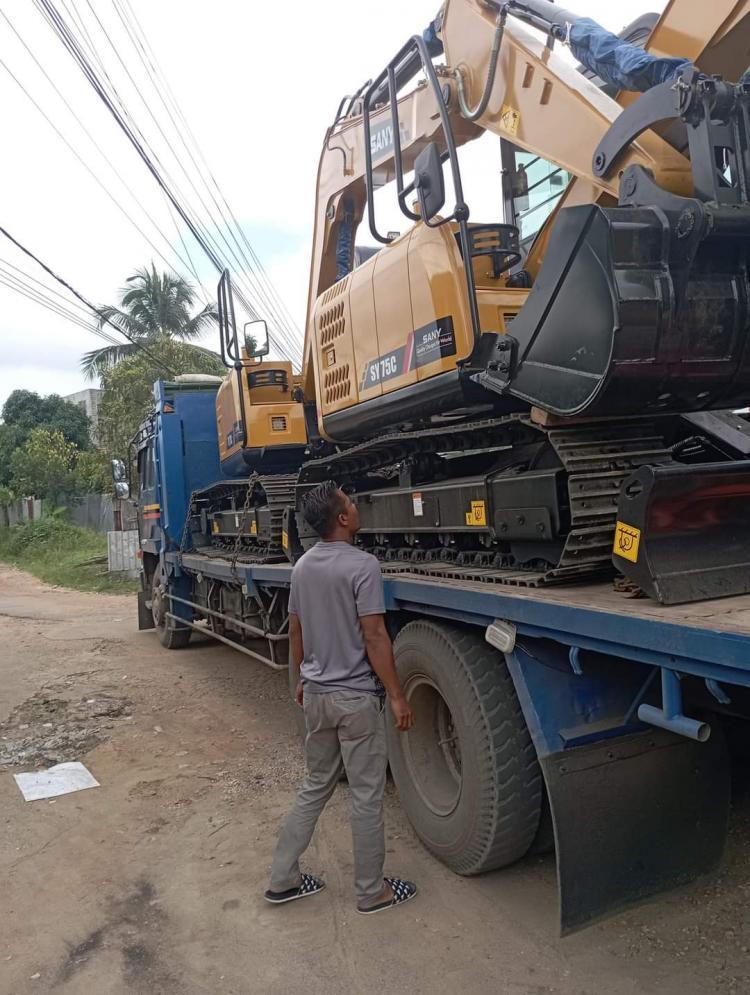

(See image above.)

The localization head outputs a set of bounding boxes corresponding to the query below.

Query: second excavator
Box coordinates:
[190,0,750,606]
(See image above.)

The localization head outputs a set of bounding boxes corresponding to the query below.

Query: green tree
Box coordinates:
[0,424,23,487]
[2,390,91,450]
[98,339,225,461]
[73,448,111,494]
[10,429,78,504]
[82,265,219,378]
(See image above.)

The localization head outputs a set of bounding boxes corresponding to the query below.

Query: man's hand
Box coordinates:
[360,614,414,731]
[390,693,415,732]
[295,679,304,707]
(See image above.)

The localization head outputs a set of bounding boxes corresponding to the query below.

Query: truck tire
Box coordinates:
[388,620,541,875]
[151,566,191,650]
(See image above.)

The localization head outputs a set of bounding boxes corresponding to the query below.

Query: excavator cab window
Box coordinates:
[501,141,571,251]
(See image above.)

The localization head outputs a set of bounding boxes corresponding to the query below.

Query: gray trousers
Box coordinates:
[269,689,388,904]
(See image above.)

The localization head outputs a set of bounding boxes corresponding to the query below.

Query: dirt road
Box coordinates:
[2,565,750,995]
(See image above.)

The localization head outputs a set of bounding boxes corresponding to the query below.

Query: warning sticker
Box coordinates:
[412,492,424,517]
[250,520,257,536]
[465,500,487,527]
[614,521,640,563]
[500,104,520,138]
[282,530,289,550]
[211,520,220,535]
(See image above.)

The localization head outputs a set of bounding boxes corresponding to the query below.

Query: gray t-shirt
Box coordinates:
[288,541,385,695]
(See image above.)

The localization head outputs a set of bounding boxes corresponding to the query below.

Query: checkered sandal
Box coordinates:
[357,877,417,915]
[264,873,326,904]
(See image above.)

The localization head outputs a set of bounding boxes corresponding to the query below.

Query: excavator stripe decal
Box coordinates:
[360,316,456,388]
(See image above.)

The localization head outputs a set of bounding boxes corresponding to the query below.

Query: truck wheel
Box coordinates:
[388,620,541,875]
[151,565,191,650]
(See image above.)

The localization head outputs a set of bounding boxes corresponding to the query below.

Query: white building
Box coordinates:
[62,387,102,443]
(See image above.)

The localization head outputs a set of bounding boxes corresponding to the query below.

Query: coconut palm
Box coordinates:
[82,265,219,378]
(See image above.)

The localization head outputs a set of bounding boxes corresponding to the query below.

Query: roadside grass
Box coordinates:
[0,517,139,594]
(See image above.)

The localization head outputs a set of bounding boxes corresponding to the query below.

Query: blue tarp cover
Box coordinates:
[565,18,693,92]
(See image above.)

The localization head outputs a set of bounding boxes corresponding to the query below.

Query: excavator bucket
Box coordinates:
[474,201,750,418]
[613,461,750,603]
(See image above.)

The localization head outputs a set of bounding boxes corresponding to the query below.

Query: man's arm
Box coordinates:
[360,614,414,731]
[289,612,304,706]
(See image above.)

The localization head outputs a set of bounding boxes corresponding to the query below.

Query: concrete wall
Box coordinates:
[1,495,135,534]
[0,498,42,528]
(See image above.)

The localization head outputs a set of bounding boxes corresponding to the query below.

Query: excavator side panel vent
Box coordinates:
[320,299,347,346]
[324,363,352,406]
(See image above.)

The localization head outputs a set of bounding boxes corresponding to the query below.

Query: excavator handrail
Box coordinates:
[362,33,482,343]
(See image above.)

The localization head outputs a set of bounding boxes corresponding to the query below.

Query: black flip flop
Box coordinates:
[356,877,417,915]
[264,873,326,904]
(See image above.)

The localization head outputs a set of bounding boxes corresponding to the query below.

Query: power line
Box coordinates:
[0,223,175,375]
[112,0,303,355]
[0,254,120,337]
[113,0,303,350]
[0,51,207,296]
[33,0,302,365]
[0,7,217,306]
[0,268,116,341]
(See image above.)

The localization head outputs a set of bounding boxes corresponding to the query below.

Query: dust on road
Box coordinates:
[2,564,750,995]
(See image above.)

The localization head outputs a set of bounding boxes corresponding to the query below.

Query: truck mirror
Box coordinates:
[111,458,127,483]
[414,143,445,222]
[244,319,270,359]
[115,481,130,500]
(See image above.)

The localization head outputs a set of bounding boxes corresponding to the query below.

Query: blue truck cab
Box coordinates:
[134,378,228,628]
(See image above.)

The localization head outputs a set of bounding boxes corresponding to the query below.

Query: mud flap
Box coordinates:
[137,590,155,630]
[542,726,729,934]
[614,461,750,603]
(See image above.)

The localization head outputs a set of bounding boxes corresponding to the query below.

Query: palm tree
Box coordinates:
[82,265,219,378]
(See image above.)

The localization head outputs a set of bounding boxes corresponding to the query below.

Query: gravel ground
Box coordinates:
[2,564,750,995]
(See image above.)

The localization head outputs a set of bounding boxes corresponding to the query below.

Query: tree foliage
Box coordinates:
[82,265,219,378]
[2,389,91,450]
[99,339,225,461]
[9,429,79,504]
[74,448,111,494]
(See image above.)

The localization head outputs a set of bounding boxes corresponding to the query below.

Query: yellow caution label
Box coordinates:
[282,530,289,550]
[250,520,257,536]
[466,500,487,527]
[614,521,640,562]
[500,104,520,137]
[211,520,220,535]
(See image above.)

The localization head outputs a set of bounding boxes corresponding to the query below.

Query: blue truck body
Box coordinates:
[134,379,750,932]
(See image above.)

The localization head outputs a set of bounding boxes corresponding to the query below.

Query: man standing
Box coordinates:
[265,481,417,915]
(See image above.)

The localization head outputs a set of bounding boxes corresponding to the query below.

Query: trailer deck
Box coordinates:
[172,552,750,688]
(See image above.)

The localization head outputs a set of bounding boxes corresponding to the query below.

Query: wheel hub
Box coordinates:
[402,675,462,816]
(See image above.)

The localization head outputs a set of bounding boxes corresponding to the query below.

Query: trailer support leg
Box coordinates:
[638,668,711,742]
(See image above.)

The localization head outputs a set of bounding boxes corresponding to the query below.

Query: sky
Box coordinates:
[0,0,663,411]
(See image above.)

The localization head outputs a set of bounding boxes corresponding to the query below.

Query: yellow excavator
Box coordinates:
[198,0,750,606]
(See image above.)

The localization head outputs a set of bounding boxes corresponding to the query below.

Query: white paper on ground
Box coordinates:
[13,762,100,801]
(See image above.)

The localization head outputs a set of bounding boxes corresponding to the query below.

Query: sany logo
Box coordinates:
[370,122,410,162]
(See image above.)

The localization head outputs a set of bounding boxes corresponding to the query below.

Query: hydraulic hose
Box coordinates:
[454,6,507,122]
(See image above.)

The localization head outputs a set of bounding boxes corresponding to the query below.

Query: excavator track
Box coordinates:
[299,413,675,588]
[185,474,297,566]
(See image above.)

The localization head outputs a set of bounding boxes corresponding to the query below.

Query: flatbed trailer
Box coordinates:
[134,380,750,934]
